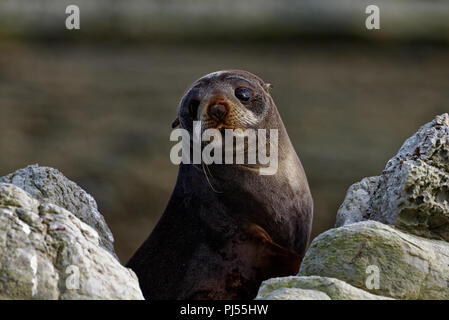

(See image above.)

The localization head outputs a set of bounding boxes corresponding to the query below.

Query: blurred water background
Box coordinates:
[0,0,448,262]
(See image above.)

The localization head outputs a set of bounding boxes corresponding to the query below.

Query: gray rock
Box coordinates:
[0,165,115,256]
[298,221,449,300]
[0,183,143,300]
[335,176,379,227]
[371,160,449,240]
[336,114,449,241]
[256,275,392,300]
[384,113,449,174]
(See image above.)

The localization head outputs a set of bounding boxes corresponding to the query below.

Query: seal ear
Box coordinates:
[263,83,273,92]
[171,117,180,129]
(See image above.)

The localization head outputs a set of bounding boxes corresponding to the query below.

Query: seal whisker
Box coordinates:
[204,160,214,178]
[201,160,221,193]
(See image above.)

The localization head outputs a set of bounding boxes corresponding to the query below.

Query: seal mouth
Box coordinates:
[201,117,248,133]
[200,122,250,152]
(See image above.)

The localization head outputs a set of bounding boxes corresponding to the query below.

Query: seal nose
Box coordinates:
[209,104,228,120]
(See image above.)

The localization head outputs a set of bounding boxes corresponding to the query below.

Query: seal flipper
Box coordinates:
[183,223,301,300]
[244,224,302,278]
[215,223,301,299]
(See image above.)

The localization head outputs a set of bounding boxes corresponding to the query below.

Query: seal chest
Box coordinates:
[127,70,313,299]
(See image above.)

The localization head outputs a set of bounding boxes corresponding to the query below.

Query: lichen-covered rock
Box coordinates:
[0,183,143,300]
[336,114,449,241]
[256,275,392,300]
[0,165,115,256]
[298,221,449,300]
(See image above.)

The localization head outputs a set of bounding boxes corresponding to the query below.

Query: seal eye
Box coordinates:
[188,99,200,118]
[234,87,252,103]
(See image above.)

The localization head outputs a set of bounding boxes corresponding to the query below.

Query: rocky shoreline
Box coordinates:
[0,114,448,299]
[257,114,449,300]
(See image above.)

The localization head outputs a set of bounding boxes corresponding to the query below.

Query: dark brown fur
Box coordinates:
[127,70,313,299]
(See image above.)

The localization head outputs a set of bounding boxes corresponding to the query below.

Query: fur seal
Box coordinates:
[127,70,313,299]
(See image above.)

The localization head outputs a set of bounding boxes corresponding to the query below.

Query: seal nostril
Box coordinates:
[209,104,227,120]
